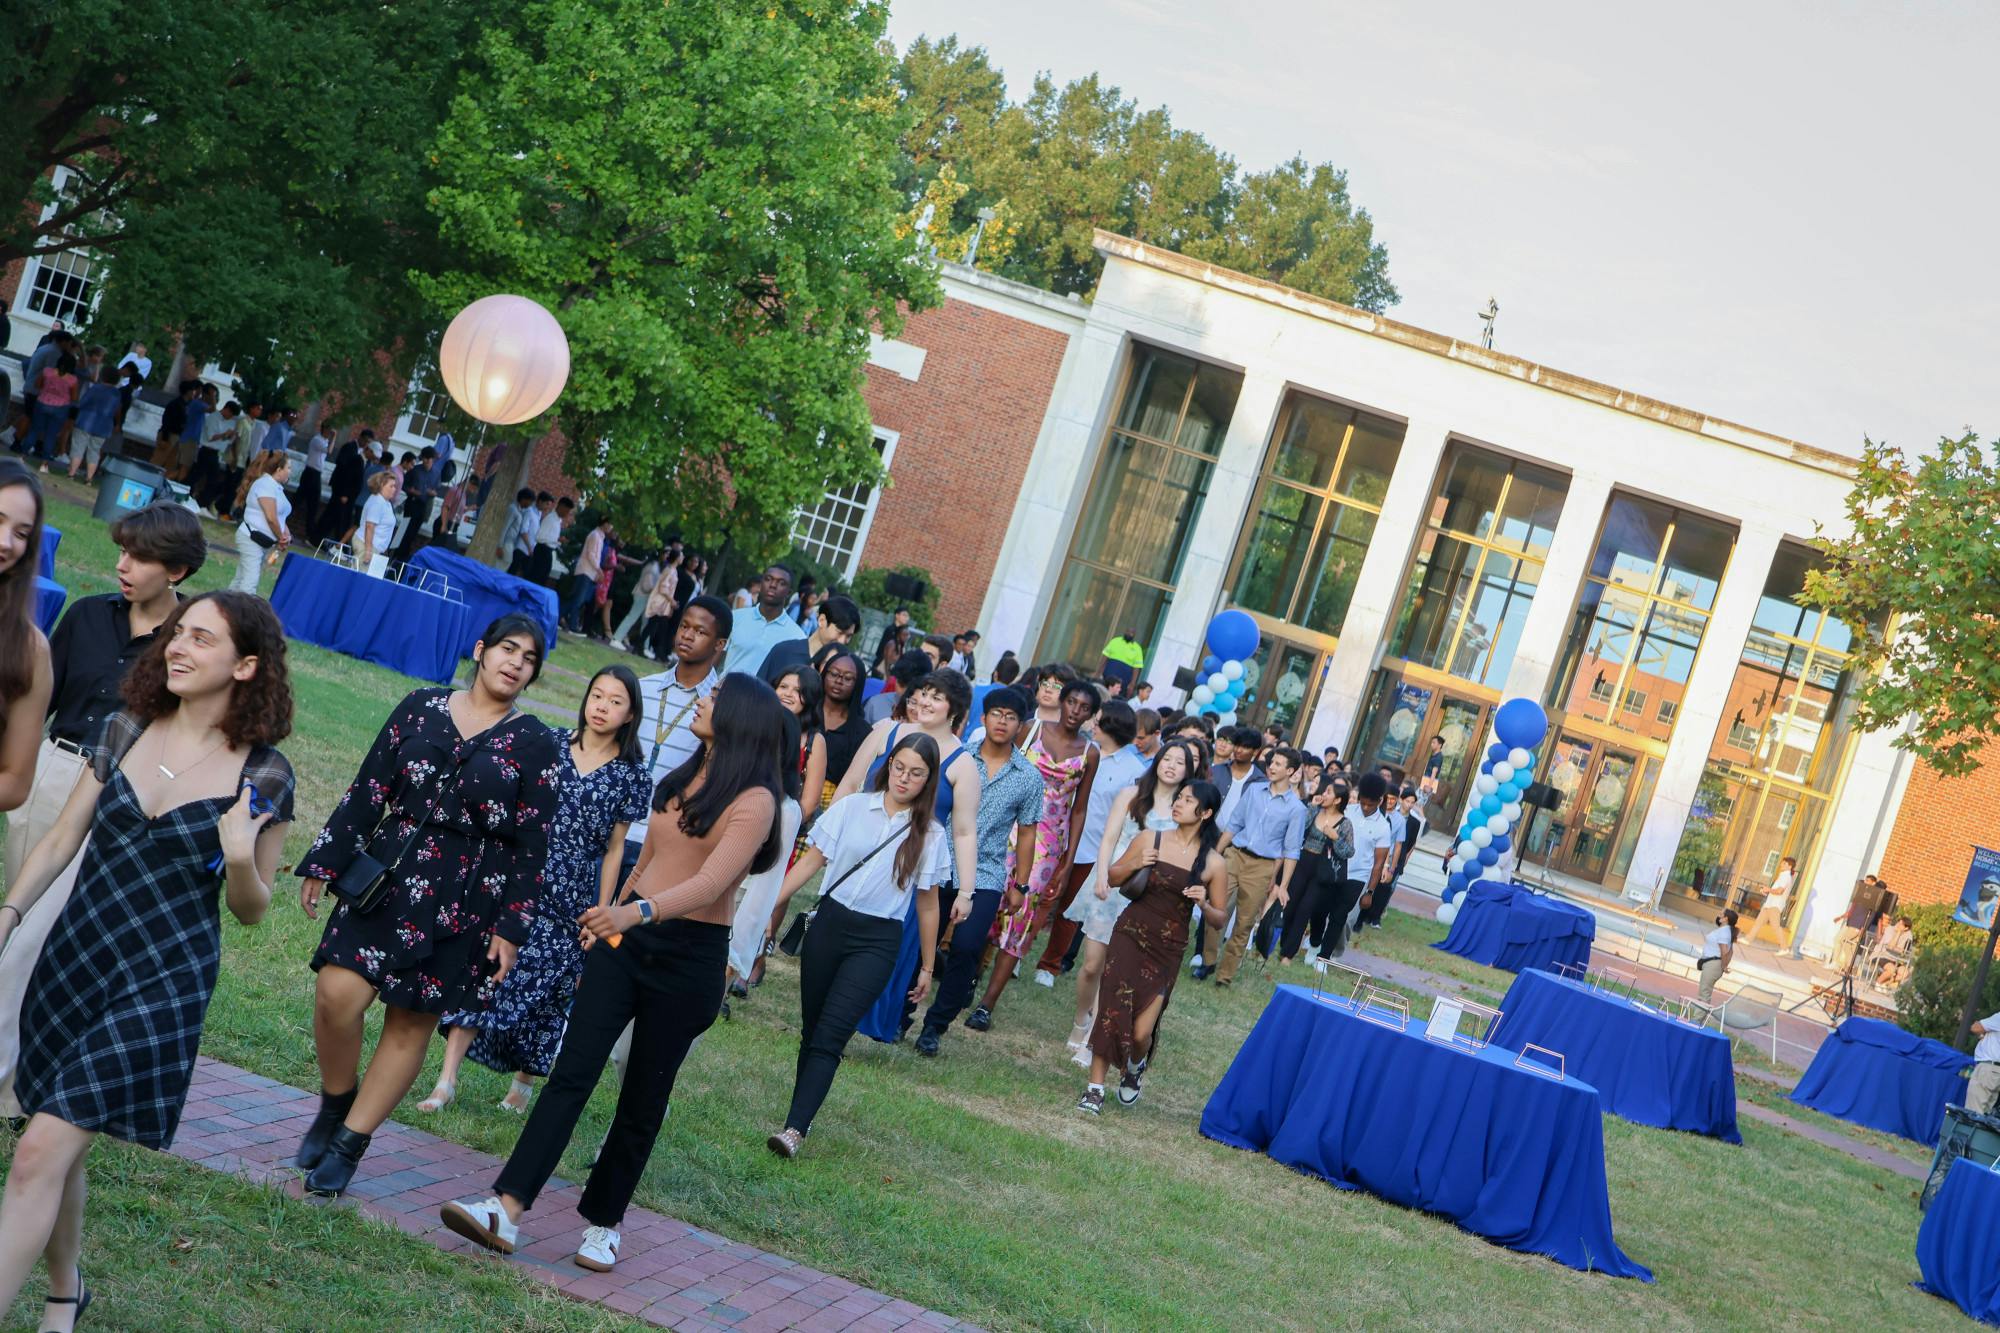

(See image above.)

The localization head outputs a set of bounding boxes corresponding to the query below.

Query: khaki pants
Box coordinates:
[1831,926,1864,974]
[1210,848,1277,984]
[1969,1062,2000,1117]
[1746,903,1787,947]
[1696,957,1726,1004]
[0,741,91,1114]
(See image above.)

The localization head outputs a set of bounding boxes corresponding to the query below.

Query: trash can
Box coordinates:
[92,456,169,522]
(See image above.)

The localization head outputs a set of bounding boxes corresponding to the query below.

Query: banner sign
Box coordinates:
[1954,846,2000,930]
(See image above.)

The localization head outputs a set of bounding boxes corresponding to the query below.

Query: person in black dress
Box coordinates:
[0,591,294,1331]
[314,427,370,546]
[294,613,562,1196]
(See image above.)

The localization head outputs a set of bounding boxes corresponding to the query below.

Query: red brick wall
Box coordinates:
[1878,754,2000,907]
[860,297,1070,633]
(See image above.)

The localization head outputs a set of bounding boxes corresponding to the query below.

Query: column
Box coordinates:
[976,323,1127,658]
[1499,471,1614,705]
[1796,723,1913,957]
[1619,525,1785,902]
[1298,419,1450,756]
[1147,372,1288,698]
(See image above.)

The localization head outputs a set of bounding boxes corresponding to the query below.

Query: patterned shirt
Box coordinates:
[972,745,1046,892]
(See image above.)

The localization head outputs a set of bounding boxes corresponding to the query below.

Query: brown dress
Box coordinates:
[1090,843,1198,1071]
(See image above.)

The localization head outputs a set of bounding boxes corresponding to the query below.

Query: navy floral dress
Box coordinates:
[443,742,651,1076]
[301,688,561,1014]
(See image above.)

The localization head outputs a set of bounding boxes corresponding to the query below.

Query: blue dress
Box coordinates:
[856,726,965,1042]
[443,743,652,1076]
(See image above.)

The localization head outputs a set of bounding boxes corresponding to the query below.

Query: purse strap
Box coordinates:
[821,815,913,900]
[370,711,515,877]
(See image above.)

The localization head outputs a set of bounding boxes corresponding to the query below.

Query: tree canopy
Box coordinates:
[1805,432,2000,778]
[893,35,1398,310]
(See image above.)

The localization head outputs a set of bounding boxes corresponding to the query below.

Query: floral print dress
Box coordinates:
[444,743,651,1075]
[990,737,1092,959]
[301,688,562,1014]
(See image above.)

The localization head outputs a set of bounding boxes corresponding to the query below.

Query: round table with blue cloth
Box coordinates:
[269,555,475,685]
[1790,1016,1971,1146]
[1433,880,1595,975]
[1918,1157,2000,1324]
[404,546,560,660]
[1201,985,1652,1280]
[1490,968,1739,1142]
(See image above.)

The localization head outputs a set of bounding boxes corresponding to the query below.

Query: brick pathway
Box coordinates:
[169,1057,979,1332]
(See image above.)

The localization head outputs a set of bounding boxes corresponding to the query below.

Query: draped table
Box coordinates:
[1490,968,1739,1141]
[1790,1016,1971,1146]
[404,547,559,661]
[35,524,64,631]
[1917,1157,2000,1324]
[1434,880,1595,974]
[1201,985,1651,1280]
[270,555,474,684]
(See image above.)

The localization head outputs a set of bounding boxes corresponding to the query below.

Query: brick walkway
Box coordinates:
[169,1057,979,1332]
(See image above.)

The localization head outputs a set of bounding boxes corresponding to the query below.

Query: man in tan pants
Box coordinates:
[1207,751,1307,987]
[1969,1013,2000,1116]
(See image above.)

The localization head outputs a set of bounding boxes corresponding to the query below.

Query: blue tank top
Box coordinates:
[866,724,966,821]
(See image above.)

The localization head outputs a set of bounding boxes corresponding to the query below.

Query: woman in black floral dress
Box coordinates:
[294,613,561,1196]
[424,665,651,1114]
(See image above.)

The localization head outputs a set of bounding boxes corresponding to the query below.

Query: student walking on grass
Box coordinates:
[440,676,787,1273]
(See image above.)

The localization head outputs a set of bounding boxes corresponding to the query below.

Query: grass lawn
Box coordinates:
[4,482,1970,1331]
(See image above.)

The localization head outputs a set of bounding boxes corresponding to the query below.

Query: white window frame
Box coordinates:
[791,428,897,581]
[391,362,452,448]
[8,166,108,351]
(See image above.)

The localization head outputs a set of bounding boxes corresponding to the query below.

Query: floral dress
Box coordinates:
[990,737,1093,959]
[443,743,651,1076]
[301,688,562,1014]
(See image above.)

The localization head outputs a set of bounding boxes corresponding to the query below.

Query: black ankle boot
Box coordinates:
[303,1125,372,1196]
[294,1087,357,1171]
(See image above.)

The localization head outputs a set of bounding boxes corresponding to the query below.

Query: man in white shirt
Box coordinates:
[723,563,807,678]
[1968,1012,2000,1115]
[563,516,614,634]
[117,342,152,384]
[616,594,733,887]
[494,488,537,573]
[530,495,571,584]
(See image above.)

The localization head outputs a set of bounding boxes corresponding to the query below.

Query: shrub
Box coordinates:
[1901,904,2000,1047]
[850,564,942,630]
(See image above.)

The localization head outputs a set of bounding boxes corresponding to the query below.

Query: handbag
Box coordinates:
[1118,832,1163,901]
[774,816,912,955]
[329,722,501,914]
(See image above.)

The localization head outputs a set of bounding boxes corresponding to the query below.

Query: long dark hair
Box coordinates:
[773,663,824,735]
[577,664,644,764]
[652,673,787,875]
[0,460,45,723]
[1182,778,1224,881]
[1718,907,1740,943]
[871,731,942,891]
[1128,738,1205,832]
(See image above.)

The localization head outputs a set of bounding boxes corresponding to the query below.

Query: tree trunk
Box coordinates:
[465,433,534,567]
[1955,911,2000,1047]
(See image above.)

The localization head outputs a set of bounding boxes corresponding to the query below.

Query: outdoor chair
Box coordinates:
[1715,983,1784,1063]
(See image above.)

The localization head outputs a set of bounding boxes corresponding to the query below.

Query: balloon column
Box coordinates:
[1436,697,1550,923]
[1190,609,1260,725]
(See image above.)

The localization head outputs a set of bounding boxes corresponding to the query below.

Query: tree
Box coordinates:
[424,0,940,562]
[1187,156,1396,313]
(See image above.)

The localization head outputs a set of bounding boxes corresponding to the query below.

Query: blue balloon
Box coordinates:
[1206,609,1260,663]
[1488,742,1509,763]
[1446,871,1469,901]
[1497,781,1522,803]
[1490,833,1511,856]
[1493,697,1550,751]
[1479,794,1502,817]
[1477,845,1499,866]
[1202,654,1221,675]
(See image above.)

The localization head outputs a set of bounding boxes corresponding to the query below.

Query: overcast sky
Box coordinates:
[886,0,1997,456]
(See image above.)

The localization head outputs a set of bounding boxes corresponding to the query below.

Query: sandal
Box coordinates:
[499,1077,535,1113]
[1064,1021,1091,1053]
[43,1266,91,1331]
[416,1081,456,1112]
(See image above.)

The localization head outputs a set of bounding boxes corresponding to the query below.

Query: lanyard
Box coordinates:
[648,677,703,772]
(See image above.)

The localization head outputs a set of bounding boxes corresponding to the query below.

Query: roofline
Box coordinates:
[1091,229,1859,481]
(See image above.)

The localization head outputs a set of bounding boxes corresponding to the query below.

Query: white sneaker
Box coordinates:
[440,1196,519,1255]
[1033,969,1056,989]
[575,1224,621,1272]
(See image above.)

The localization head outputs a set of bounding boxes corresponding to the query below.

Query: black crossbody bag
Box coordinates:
[776,818,912,956]
[330,722,503,914]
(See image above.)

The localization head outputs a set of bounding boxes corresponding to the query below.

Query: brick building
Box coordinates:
[1877,757,2000,911]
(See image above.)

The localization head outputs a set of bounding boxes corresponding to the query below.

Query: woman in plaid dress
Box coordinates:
[0,591,294,1331]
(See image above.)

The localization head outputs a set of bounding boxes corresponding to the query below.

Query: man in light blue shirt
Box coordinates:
[1033,702,1145,985]
[723,563,807,678]
[1208,748,1307,986]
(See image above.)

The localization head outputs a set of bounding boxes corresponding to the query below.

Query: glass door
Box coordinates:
[1531,732,1643,883]
[1526,733,1595,866]
[1566,749,1638,880]
[1240,638,1327,739]
[1421,695,1489,828]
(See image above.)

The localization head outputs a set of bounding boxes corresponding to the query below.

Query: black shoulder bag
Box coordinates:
[776,816,912,956]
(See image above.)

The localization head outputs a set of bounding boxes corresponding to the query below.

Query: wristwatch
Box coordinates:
[635,900,655,924]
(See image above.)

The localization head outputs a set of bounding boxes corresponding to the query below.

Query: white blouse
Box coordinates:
[810,791,951,920]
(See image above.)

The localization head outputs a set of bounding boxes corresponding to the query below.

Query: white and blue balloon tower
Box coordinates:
[1441,697,1550,915]
[1188,609,1260,723]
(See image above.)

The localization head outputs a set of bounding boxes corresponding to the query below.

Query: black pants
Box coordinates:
[396,494,433,560]
[493,920,727,1226]
[508,549,531,578]
[530,544,555,584]
[646,612,679,660]
[1317,878,1370,959]
[1280,851,1346,960]
[788,895,902,1134]
[295,468,323,540]
[924,886,1002,1032]
[185,446,222,499]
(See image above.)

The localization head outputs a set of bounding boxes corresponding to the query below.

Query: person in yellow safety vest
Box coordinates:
[1101,630,1144,693]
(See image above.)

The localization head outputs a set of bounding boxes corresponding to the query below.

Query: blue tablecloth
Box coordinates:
[1918,1158,2000,1324]
[405,546,559,660]
[1201,985,1652,1281]
[1434,880,1595,974]
[1790,1016,1971,1146]
[40,525,59,578]
[34,576,64,632]
[270,555,474,684]
[1491,968,1740,1142]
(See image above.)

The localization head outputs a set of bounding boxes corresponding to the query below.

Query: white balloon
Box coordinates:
[1487,813,1511,835]
[1436,901,1460,926]
[1501,802,1524,824]
[1221,659,1244,681]
[1470,826,1492,848]
[1191,685,1215,706]
[1207,672,1229,693]
[1216,710,1238,726]
[1492,761,1516,785]
[1457,839,1480,862]
[1508,746,1533,770]
[1475,774,1499,796]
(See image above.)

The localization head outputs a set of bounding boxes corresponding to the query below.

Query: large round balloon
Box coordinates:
[1191,685,1215,707]
[1221,659,1244,682]
[1206,609,1260,663]
[1203,654,1222,675]
[1493,698,1549,751]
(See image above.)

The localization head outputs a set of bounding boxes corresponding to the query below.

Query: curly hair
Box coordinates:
[121,590,295,747]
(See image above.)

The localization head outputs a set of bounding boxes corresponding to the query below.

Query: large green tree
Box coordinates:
[893,35,1397,310]
[427,0,939,561]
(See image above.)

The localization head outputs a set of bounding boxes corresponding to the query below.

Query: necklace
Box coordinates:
[157,727,228,780]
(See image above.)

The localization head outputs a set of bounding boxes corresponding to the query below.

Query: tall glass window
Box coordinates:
[1038,345,1243,668]
[1224,393,1406,639]
[1545,495,1737,744]
[1386,445,1568,688]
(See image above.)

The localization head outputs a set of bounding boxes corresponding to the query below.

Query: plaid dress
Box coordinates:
[16,714,295,1150]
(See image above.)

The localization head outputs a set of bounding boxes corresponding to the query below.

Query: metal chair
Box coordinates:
[1715,983,1784,1063]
